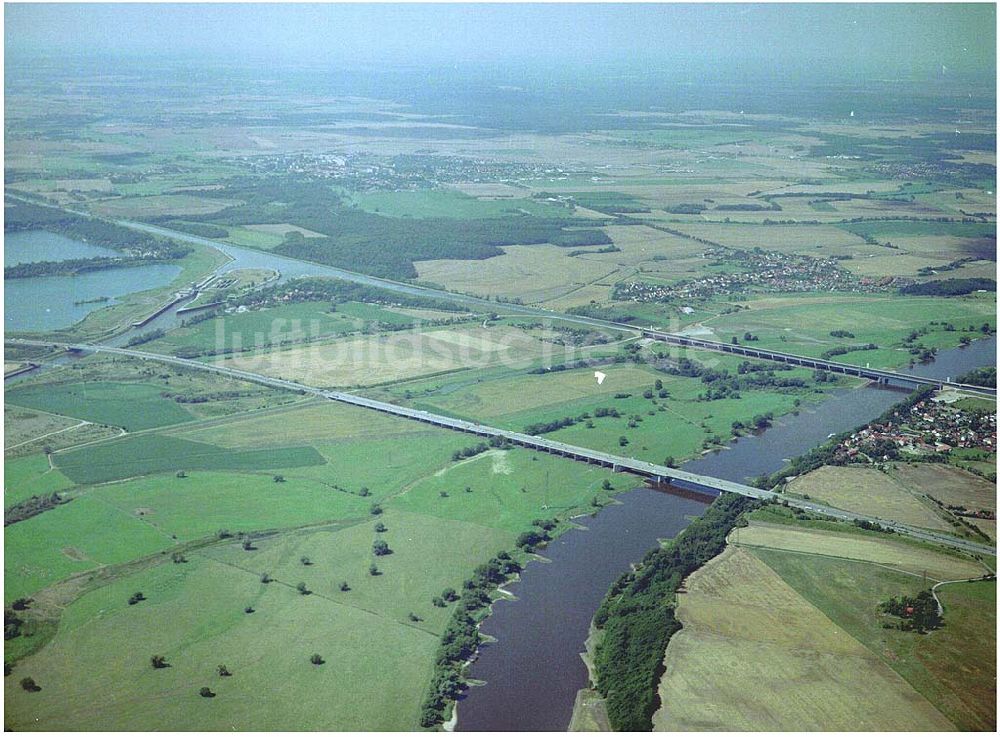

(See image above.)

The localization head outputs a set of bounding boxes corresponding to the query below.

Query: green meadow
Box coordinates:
[6,381,195,431]
[54,434,326,485]
[144,300,435,356]
[704,294,996,369]
[4,453,75,507]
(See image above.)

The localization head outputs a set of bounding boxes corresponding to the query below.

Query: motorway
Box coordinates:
[13,198,989,398]
[8,337,996,558]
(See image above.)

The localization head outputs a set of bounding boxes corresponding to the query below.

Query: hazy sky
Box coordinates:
[5,3,996,82]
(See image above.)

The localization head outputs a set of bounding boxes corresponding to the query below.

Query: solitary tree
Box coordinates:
[369,563,380,576]
[199,687,215,698]
[127,592,145,606]
[369,503,382,515]
[20,677,39,692]
[273,475,285,483]
[310,653,325,665]
[374,521,387,533]
[408,612,422,622]
[601,479,612,491]
[442,588,459,602]
[150,655,168,669]
[217,664,232,677]
[296,582,310,595]
[260,573,272,584]
[372,540,391,556]
[244,606,255,614]
[300,556,312,566]
[242,539,255,551]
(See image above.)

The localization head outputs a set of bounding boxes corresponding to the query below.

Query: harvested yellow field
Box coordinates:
[246,223,328,238]
[217,326,551,387]
[415,244,618,304]
[788,465,951,531]
[892,463,996,513]
[735,522,984,580]
[653,546,954,731]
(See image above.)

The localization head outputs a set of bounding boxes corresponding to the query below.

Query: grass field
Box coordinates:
[4,495,172,602]
[144,300,435,356]
[5,405,634,729]
[402,356,827,469]
[787,465,952,531]
[652,546,953,731]
[89,194,240,218]
[5,355,294,426]
[4,453,75,508]
[54,434,326,485]
[735,521,985,580]
[217,324,558,387]
[702,293,996,369]
[416,243,620,305]
[755,543,996,731]
[6,382,194,431]
[668,222,871,257]
[3,550,439,730]
[171,399,428,448]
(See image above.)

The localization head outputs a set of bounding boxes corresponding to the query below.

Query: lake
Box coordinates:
[4,230,182,332]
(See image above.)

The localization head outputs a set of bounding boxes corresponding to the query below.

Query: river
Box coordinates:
[455,335,995,732]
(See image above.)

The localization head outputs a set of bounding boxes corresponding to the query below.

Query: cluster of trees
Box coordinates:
[820,343,878,359]
[420,552,522,727]
[451,443,490,462]
[524,416,579,435]
[901,278,996,296]
[237,276,465,313]
[125,328,166,347]
[957,366,997,388]
[167,177,611,280]
[878,590,942,632]
[829,329,856,339]
[5,492,67,526]
[591,493,757,730]
[163,221,229,239]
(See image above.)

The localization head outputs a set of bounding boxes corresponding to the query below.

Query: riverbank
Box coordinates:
[457,338,994,731]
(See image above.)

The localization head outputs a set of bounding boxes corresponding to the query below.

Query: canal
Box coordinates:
[455,335,995,732]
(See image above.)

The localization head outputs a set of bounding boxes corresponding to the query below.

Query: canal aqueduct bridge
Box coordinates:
[9,338,995,557]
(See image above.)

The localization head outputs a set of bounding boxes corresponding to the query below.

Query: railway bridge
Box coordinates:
[8,338,995,557]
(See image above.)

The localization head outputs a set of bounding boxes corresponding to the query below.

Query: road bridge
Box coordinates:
[8,337,995,557]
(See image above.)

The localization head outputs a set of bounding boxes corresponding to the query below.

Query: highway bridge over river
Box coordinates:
[9,338,995,557]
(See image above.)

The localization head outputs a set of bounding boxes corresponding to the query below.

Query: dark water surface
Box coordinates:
[457,335,995,731]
